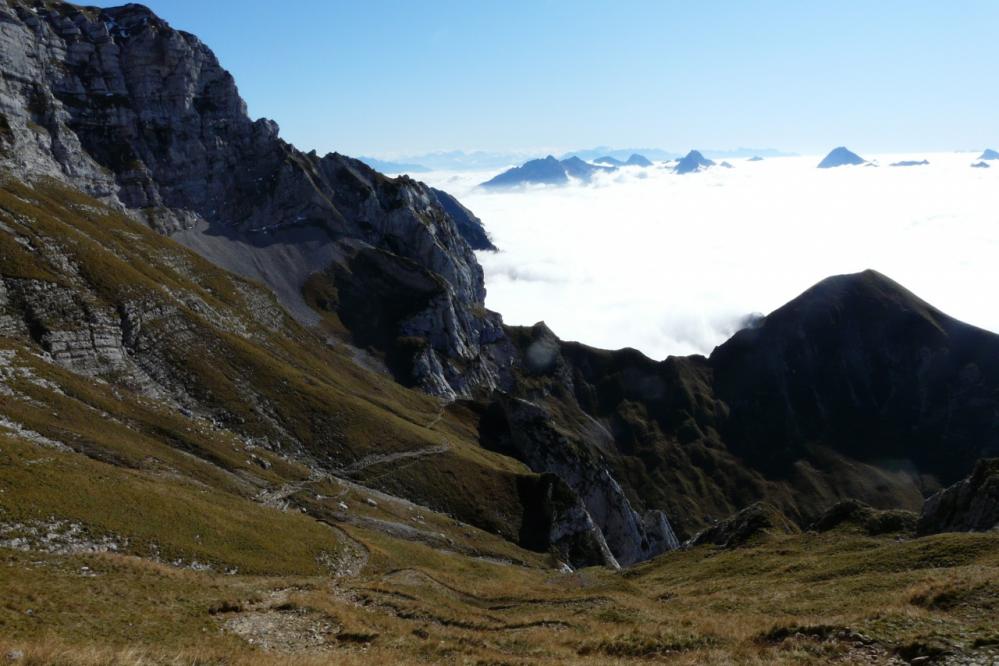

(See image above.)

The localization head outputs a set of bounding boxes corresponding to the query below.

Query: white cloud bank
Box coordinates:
[421,153,999,359]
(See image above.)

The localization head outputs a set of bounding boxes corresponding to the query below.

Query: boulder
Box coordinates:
[918,459,999,535]
[689,502,799,548]
[811,499,917,536]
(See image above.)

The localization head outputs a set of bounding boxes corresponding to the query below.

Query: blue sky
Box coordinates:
[98,1,997,158]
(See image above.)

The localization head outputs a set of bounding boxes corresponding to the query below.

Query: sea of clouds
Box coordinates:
[418,152,999,359]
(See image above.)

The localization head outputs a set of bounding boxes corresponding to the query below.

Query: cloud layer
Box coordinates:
[422,153,999,359]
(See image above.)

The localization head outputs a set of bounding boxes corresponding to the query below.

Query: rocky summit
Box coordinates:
[2,2,999,664]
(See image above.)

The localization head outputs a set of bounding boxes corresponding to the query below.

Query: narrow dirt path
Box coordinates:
[321,521,369,578]
[338,442,450,476]
[251,401,450,577]
[255,469,334,509]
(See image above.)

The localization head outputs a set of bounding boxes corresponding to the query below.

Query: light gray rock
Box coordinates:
[483,394,679,566]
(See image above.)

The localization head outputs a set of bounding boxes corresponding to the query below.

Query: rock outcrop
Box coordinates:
[429,187,496,251]
[306,245,511,398]
[918,459,999,535]
[890,160,929,167]
[480,393,679,566]
[811,500,917,536]
[518,473,620,569]
[689,502,799,548]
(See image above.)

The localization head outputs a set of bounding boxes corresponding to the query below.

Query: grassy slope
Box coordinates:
[1,514,997,664]
[0,178,537,544]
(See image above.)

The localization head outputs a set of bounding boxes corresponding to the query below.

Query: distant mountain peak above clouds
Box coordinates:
[480,155,616,188]
[590,153,655,167]
[479,156,570,188]
[673,150,715,174]
[624,153,653,166]
[561,147,679,162]
[979,149,999,160]
[817,147,866,168]
[355,147,794,172]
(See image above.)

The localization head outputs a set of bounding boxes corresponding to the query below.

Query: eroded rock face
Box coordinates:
[918,459,999,535]
[518,473,619,569]
[311,245,512,399]
[0,0,502,399]
[481,393,679,566]
[429,188,495,252]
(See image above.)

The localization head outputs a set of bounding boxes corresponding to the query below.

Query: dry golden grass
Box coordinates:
[2,526,998,664]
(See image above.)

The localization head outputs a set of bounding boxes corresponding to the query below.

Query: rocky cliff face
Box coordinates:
[0,0,505,400]
[918,459,999,535]
[480,393,678,566]
[429,187,495,251]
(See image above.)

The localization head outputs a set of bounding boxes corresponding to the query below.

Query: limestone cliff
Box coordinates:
[0,0,504,399]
